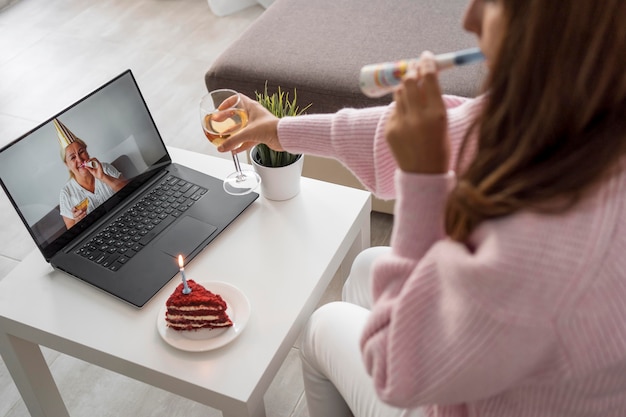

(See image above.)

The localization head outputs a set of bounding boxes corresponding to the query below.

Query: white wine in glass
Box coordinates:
[200,89,260,195]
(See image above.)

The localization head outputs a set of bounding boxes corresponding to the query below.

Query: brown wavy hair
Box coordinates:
[445,0,626,242]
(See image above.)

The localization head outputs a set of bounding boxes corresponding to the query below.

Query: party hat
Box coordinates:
[53,118,79,151]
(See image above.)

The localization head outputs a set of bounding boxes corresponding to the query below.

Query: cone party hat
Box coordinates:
[53,118,79,151]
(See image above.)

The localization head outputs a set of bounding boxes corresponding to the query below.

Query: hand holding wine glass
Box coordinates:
[215,94,283,155]
[200,89,260,195]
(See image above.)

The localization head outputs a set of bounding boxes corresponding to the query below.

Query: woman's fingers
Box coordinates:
[217,96,282,153]
[386,51,449,174]
[217,94,239,110]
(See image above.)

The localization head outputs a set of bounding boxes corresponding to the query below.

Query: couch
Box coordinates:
[206,0,484,213]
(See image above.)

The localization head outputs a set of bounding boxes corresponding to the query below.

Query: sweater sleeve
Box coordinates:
[277,95,483,200]
[278,105,398,199]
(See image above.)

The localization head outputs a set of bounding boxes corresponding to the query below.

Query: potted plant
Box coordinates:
[250,84,312,200]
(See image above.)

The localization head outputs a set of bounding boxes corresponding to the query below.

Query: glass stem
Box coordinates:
[231,151,246,181]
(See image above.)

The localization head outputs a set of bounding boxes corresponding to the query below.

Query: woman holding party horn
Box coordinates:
[219,0,626,415]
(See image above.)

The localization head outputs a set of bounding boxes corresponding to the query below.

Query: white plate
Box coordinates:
[157,281,250,352]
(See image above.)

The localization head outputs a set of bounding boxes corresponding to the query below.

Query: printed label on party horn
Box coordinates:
[359,48,485,98]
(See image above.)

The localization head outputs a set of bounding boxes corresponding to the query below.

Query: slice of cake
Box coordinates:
[165,280,233,331]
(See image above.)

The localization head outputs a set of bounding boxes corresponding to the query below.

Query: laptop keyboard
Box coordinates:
[74,175,207,272]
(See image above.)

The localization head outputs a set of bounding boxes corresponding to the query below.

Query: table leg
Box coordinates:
[0,331,70,417]
[359,213,371,251]
[351,204,372,262]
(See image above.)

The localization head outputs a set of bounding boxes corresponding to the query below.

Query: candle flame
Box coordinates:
[178,254,184,268]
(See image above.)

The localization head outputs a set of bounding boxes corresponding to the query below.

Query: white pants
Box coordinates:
[300,246,425,417]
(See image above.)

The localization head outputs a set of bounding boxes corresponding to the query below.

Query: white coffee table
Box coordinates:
[0,147,371,417]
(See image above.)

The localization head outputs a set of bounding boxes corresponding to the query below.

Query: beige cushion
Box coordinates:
[206,0,484,112]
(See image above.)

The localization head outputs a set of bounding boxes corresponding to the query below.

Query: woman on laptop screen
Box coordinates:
[55,118,128,229]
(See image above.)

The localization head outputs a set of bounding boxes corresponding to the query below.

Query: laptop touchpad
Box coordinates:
[156,216,217,258]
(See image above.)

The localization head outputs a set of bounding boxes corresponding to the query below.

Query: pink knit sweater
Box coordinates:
[278,96,626,416]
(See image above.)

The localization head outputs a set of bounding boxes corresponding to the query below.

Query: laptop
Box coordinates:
[0,70,258,308]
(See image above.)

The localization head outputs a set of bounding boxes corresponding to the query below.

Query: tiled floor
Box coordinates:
[0,0,393,416]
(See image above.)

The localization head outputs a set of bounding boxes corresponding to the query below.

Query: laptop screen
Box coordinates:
[0,70,170,258]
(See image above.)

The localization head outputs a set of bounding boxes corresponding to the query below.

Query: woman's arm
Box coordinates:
[101,174,128,192]
[278,97,482,200]
[88,160,128,192]
[219,92,481,200]
[278,105,397,199]
[62,215,76,229]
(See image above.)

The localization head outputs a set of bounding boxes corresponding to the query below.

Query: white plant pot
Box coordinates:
[250,146,303,201]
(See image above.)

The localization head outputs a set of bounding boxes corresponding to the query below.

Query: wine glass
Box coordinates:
[199,89,261,195]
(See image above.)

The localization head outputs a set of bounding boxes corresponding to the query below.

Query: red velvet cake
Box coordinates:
[165,280,233,331]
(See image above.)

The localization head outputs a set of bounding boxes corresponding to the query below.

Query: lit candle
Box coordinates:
[178,254,191,294]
